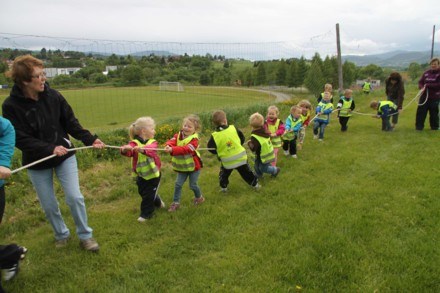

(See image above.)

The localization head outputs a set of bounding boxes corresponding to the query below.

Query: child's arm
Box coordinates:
[247,136,260,154]
[323,104,334,114]
[120,141,137,157]
[275,121,285,136]
[237,128,246,145]
[293,121,303,133]
[207,135,217,154]
[380,105,390,118]
[284,117,292,132]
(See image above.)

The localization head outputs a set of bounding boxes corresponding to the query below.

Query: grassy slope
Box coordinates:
[2,86,440,292]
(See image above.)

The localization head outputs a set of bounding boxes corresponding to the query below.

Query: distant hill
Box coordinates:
[342,50,440,68]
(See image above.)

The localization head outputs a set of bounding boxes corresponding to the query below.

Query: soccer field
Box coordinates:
[0,86,274,130]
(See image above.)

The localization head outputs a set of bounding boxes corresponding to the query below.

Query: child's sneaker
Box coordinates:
[271,167,281,178]
[137,216,147,223]
[291,154,297,159]
[313,135,318,139]
[252,183,262,190]
[55,237,70,248]
[319,138,323,142]
[80,238,99,252]
[2,263,19,281]
[220,187,228,193]
[193,196,205,205]
[168,202,180,212]
[283,150,289,156]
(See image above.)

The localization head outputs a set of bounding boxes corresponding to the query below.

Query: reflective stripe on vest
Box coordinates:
[133,139,160,180]
[251,134,275,164]
[267,119,282,148]
[212,125,248,169]
[339,99,353,117]
[171,133,200,172]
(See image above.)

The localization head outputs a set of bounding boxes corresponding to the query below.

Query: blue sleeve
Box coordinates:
[293,121,303,133]
[0,117,15,168]
[284,116,292,131]
[323,105,334,114]
[380,106,389,118]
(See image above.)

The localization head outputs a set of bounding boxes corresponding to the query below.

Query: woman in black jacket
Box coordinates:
[385,72,405,129]
[2,55,104,252]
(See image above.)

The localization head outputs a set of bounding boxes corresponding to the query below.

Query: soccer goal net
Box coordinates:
[159,81,184,92]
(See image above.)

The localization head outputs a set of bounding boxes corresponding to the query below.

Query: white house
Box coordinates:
[44,67,82,78]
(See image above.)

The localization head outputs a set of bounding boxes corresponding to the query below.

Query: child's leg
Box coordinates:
[259,161,277,175]
[236,164,258,187]
[339,117,348,131]
[254,159,264,178]
[282,140,289,155]
[289,137,297,155]
[271,148,279,166]
[137,177,160,218]
[319,123,326,139]
[313,121,319,136]
[188,170,202,198]
[173,172,189,203]
[219,166,232,188]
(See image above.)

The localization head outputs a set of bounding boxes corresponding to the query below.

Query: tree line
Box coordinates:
[0,48,426,96]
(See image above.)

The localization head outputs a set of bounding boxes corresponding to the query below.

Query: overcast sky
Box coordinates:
[1,0,439,58]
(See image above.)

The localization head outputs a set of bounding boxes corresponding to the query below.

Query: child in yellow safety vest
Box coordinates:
[313,92,335,141]
[248,112,281,178]
[282,105,303,158]
[164,115,205,212]
[120,117,165,222]
[207,110,260,192]
[297,100,313,150]
[370,100,397,131]
[264,105,285,167]
[336,89,356,132]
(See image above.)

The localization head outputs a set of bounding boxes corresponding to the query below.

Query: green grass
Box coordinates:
[2,85,440,292]
[0,86,273,131]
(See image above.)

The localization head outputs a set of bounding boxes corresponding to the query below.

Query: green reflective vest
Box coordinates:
[316,102,334,122]
[282,115,302,140]
[363,82,371,93]
[171,133,201,172]
[251,134,275,164]
[212,125,248,169]
[339,98,353,117]
[267,119,282,148]
[133,139,160,180]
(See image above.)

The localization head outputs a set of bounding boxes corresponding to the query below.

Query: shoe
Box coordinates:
[55,237,70,248]
[137,216,147,223]
[272,167,281,178]
[220,187,228,193]
[79,238,99,252]
[313,135,318,139]
[252,183,261,190]
[168,202,180,212]
[193,196,205,205]
[291,154,297,159]
[2,263,19,281]
[319,139,323,142]
[283,150,289,156]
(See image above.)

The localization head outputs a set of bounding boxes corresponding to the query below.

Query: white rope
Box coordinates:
[11,146,94,174]
[105,145,215,151]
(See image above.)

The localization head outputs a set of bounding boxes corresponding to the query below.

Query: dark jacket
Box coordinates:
[2,83,97,169]
[385,77,405,109]
[418,69,440,100]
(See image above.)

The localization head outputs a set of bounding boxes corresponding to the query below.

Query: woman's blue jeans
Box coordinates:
[27,155,93,241]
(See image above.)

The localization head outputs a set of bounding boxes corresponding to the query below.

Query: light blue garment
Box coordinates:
[254,158,277,178]
[27,155,93,240]
[172,170,202,203]
[0,117,15,187]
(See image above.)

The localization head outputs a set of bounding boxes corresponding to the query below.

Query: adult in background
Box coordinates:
[0,116,27,291]
[385,72,405,129]
[2,55,105,252]
[416,57,440,131]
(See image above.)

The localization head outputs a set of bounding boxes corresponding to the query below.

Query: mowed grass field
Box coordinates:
[1,84,440,292]
[0,86,273,131]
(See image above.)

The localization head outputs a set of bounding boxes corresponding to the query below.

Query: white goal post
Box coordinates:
[159,81,184,92]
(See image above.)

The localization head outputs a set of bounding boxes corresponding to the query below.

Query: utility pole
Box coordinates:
[336,23,343,93]
[431,25,436,60]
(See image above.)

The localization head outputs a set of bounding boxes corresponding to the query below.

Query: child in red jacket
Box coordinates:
[164,115,205,212]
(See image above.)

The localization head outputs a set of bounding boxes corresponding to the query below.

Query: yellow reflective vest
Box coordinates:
[171,133,201,172]
[212,125,248,169]
[251,134,275,164]
[339,98,353,117]
[133,139,160,180]
[267,119,282,148]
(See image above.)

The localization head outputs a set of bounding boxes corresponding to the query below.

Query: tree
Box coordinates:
[121,65,144,85]
[296,57,308,87]
[342,61,357,88]
[275,61,287,85]
[408,62,422,81]
[255,62,266,85]
[286,60,298,87]
[359,64,384,80]
[304,60,325,97]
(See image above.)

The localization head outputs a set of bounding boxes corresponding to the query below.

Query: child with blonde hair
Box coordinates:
[248,112,280,178]
[264,105,285,167]
[282,105,303,158]
[336,89,356,131]
[164,115,205,212]
[317,83,334,103]
[370,100,397,131]
[207,110,259,192]
[121,117,164,222]
[297,99,312,150]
